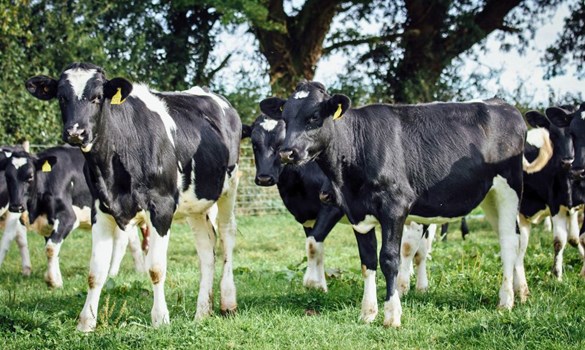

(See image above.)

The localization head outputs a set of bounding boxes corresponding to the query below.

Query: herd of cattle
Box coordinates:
[0,62,584,332]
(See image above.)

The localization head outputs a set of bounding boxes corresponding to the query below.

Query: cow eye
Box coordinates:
[91,94,103,104]
[58,96,67,104]
[27,175,34,183]
[307,115,319,124]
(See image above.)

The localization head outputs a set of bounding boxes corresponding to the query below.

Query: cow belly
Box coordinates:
[176,185,215,218]
[405,215,464,226]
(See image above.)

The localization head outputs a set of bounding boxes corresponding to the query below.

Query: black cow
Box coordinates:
[260,82,527,327]
[542,103,585,277]
[519,108,585,281]
[0,145,31,276]
[26,62,241,332]
[243,115,433,299]
[1,146,146,288]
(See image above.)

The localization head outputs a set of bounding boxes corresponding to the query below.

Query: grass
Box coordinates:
[0,214,584,349]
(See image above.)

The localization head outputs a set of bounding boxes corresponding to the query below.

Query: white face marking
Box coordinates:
[184,86,229,111]
[526,127,549,148]
[11,157,28,169]
[131,84,177,147]
[64,68,98,100]
[581,111,585,120]
[4,151,12,158]
[260,119,278,132]
[294,90,309,99]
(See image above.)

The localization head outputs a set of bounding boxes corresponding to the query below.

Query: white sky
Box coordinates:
[215,2,582,106]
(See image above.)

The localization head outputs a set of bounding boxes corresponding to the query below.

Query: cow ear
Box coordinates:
[525,110,550,129]
[241,124,252,139]
[0,157,10,171]
[259,98,286,120]
[546,107,573,127]
[25,75,58,100]
[322,94,351,120]
[34,156,57,173]
[104,77,133,105]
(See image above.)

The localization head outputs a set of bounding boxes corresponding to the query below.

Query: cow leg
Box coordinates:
[516,214,531,303]
[552,206,569,281]
[77,210,117,332]
[217,172,239,315]
[354,228,378,323]
[44,212,77,288]
[580,230,585,277]
[568,208,585,259]
[397,222,423,296]
[379,214,406,328]
[415,224,435,292]
[107,226,129,277]
[189,213,217,320]
[146,219,170,328]
[14,217,32,276]
[127,226,146,273]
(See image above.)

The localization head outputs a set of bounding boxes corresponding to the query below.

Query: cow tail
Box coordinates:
[523,130,553,174]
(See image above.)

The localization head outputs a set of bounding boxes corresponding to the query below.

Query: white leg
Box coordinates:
[552,207,569,281]
[425,224,436,256]
[77,209,117,332]
[383,291,402,328]
[189,213,216,320]
[580,232,585,277]
[360,268,378,323]
[44,239,63,288]
[0,213,20,271]
[415,225,432,292]
[217,176,239,314]
[147,222,170,328]
[108,226,129,277]
[515,215,531,302]
[303,236,327,291]
[397,222,422,296]
[127,226,146,273]
[543,216,552,232]
[568,208,585,259]
[14,218,31,276]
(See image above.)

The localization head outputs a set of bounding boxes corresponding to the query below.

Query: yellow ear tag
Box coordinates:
[42,160,51,173]
[110,87,125,105]
[332,104,343,120]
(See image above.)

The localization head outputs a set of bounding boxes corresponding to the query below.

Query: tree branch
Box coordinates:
[323,33,402,55]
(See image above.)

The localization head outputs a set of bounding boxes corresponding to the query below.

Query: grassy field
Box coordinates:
[0,214,584,349]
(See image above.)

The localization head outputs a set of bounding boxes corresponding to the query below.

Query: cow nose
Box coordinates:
[255,175,275,186]
[279,149,296,164]
[571,167,585,180]
[9,204,24,213]
[561,158,574,170]
[66,127,85,144]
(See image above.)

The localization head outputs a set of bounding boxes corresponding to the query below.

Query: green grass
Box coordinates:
[1,214,584,349]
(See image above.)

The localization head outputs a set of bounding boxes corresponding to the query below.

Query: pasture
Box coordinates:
[0,214,584,349]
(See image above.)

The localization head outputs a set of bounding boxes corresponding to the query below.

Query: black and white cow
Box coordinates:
[0,145,31,276]
[1,146,146,287]
[541,103,585,277]
[25,62,241,331]
[519,108,585,281]
[260,82,527,327]
[243,115,433,297]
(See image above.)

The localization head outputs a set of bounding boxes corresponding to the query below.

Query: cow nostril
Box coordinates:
[255,175,275,186]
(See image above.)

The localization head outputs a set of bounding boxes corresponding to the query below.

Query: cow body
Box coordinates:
[1,146,145,287]
[26,63,241,331]
[519,109,585,280]
[261,82,527,327]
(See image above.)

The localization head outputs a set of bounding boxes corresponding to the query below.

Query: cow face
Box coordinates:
[3,152,57,214]
[260,82,350,165]
[547,103,585,179]
[243,115,287,186]
[526,108,575,170]
[25,63,133,151]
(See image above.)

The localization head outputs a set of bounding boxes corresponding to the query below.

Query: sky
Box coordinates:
[216,2,582,106]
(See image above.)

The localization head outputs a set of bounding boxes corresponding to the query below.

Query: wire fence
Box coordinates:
[29,141,288,216]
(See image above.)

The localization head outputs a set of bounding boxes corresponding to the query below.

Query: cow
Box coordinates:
[519,107,585,281]
[0,145,31,276]
[243,115,433,296]
[260,81,529,327]
[540,102,585,277]
[25,62,241,332]
[0,145,146,287]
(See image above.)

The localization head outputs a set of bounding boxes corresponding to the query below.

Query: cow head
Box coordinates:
[25,62,133,151]
[546,103,585,179]
[242,115,286,186]
[2,151,57,214]
[259,82,350,165]
[525,107,575,170]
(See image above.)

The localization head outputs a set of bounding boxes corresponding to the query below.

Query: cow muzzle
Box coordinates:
[65,126,86,146]
[561,158,574,170]
[571,167,585,180]
[255,174,276,187]
[9,204,25,213]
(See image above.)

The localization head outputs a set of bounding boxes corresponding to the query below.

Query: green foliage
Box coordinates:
[1,215,585,348]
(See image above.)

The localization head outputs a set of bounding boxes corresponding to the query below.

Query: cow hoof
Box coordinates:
[151,309,170,328]
[551,266,563,281]
[515,284,530,303]
[397,281,410,297]
[360,305,378,323]
[303,276,328,292]
[220,306,237,317]
[383,298,402,328]
[22,266,32,277]
[415,286,428,293]
[44,273,63,289]
[77,317,96,333]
